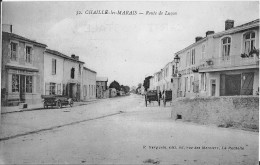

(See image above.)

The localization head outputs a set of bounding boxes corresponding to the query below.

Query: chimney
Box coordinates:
[71,54,75,58]
[10,25,12,33]
[225,20,234,30]
[206,31,215,36]
[195,36,203,42]
[75,56,79,60]
[3,24,13,33]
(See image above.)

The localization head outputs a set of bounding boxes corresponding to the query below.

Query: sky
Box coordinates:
[2,1,259,87]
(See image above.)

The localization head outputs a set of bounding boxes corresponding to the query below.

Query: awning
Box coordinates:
[5,63,39,72]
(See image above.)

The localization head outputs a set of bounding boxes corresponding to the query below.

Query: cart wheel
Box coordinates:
[57,101,62,108]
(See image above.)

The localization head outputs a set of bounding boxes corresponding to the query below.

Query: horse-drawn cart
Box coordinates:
[163,90,172,107]
[145,90,160,107]
[42,95,73,109]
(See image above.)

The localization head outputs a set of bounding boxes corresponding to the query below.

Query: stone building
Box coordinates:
[82,67,97,101]
[43,49,84,101]
[1,31,47,106]
[175,19,259,98]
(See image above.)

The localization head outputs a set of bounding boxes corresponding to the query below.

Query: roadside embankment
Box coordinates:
[171,96,259,131]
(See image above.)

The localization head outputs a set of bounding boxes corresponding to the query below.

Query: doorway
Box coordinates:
[225,74,241,96]
[210,79,216,96]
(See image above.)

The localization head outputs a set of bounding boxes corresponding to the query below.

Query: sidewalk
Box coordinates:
[1,99,100,114]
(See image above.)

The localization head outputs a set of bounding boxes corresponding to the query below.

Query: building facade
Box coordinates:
[175,19,259,98]
[43,49,84,101]
[2,32,47,106]
[199,19,259,97]
[82,67,97,101]
[96,77,108,98]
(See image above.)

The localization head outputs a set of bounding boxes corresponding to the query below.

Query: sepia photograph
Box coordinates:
[0,1,259,164]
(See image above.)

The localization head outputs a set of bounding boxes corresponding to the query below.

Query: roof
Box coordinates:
[175,37,207,55]
[83,67,97,73]
[175,19,259,55]
[46,48,85,64]
[96,77,108,82]
[2,32,47,48]
[213,19,259,38]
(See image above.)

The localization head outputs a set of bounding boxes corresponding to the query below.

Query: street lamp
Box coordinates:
[174,54,180,74]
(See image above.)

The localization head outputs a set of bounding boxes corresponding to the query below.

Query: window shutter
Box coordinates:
[31,48,34,63]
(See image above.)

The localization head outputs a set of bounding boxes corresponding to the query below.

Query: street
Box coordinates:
[0,94,258,165]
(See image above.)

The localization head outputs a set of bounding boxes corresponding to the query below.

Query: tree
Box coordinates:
[143,76,153,91]
[120,85,130,93]
[109,80,120,91]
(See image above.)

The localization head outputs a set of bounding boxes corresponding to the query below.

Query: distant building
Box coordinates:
[109,88,117,97]
[96,77,108,98]
[1,32,47,106]
[43,49,84,101]
[82,67,97,101]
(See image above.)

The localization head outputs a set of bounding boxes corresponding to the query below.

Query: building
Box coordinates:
[148,76,154,90]
[175,19,259,98]
[96,77,108,98]
[109,88,117,97]
[82,67,97,101]
[1,31,47,106]
[175,33,208,98]
[149,61,175,92]
[160,61,175,91]
[43,49,84,101]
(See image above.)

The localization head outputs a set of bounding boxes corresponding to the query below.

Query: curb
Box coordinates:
[1,100,101,115]
[0,111,123,141]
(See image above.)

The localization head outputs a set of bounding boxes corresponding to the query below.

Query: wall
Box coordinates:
[1,34,45,105]
[43,52,64,95]
[82,69,96,100]
[171,96,259,131]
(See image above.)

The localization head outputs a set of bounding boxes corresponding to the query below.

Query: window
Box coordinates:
[57,83,61,95]
[12,74,19,92]
[202,45,205,59]
[26,46,32,63]
[221,37,231,60]
[11,42,18,61]
[89,85,91,96]
[172,65,175,75]
[71,68,75,79]
[50,83,56,95]
[244,32,256,55]
[52,59,56,75]
[79,64,81,75]
[25,76,33,93]
[201,73,206,91]
[191,49,195,65]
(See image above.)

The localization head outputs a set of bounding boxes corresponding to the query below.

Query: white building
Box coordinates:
[44,49,84,101]
[82,67,97,101]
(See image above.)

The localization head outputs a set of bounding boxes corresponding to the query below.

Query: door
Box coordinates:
[241,72,254,95]
[225,74,241,96]
[20,75,25,102]
[210,79,216,96]
[69,83,73,98]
